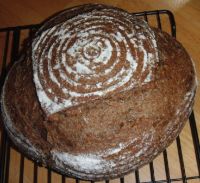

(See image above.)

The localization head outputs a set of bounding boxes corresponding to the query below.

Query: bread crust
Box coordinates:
[1,4,197,181]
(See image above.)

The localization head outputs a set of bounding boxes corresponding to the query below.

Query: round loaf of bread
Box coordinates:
[1,4,197,181]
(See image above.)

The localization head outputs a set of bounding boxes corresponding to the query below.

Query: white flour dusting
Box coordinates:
[52,151,115,172]
[32,9,158,115]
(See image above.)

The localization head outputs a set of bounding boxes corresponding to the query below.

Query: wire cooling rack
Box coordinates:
[0,10,199,183]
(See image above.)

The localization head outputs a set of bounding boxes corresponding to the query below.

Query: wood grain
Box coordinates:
[0,0,200,182]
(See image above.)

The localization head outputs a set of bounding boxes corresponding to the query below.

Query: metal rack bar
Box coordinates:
[0,24,40,33]
[144,11,148,22]
[0,31,9,87]
[29,28,35,38]
[0,131,6,183]
[105,179,109,183]
[133,10,176,37]
[4,138,10,183]
[19,155,25,183]
[156,11,162,29]
[33,163,38,183]
[48,169,52,183]
[0,31,10,183]
[0,32,10,183]
[149,162,155,183]
[11,28,20,63]
[76,178,80,183]
[189,111,200,176]
[163,150,171,183]
[135,170,140,183]
[165,10,176,37]
[62,175,65,183]
[120,177,124,183]
[0,135,7,182]
[176,136,187,183]
[0,30,10,183]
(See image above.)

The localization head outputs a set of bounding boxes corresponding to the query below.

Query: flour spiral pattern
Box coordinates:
[32,9,158,115]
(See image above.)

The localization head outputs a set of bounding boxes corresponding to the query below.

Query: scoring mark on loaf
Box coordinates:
[32,8,159,115]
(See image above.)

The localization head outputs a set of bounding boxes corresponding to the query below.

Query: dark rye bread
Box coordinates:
[1,4,197,181]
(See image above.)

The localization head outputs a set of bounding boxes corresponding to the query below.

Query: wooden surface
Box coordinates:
[0,0,200,183]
